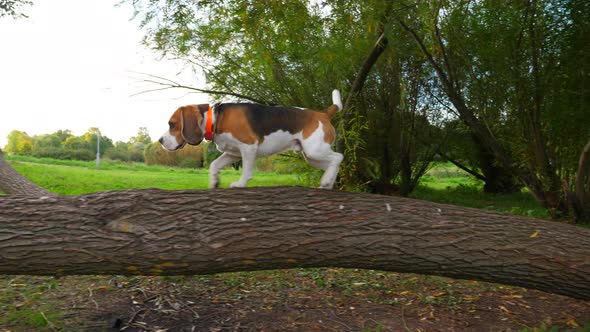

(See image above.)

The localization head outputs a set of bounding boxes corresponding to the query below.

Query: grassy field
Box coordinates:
[5,155,304,195]
[413,162,550,220]
[5,155,548,219]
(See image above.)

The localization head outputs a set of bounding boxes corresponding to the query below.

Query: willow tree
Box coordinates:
[395,0,590,222]
[128,0,442,196]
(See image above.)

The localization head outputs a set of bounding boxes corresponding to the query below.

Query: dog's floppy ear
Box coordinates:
[180,106,204,145]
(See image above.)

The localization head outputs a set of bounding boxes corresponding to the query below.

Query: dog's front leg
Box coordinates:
[209,152,240,189]
[230,145,257,188]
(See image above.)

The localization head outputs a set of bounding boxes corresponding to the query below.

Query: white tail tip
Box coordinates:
[332,89,343,111]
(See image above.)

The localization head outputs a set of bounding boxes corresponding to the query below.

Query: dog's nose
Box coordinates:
[158,137,164,144]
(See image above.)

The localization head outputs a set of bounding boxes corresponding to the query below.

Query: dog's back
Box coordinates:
[214,100,340,145]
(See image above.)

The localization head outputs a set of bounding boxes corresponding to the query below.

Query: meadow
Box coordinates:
[5,155,303,195]
[5,154,549,219]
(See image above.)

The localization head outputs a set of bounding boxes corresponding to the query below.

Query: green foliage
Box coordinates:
[5,130,33,155]
[202,141,222,168]
[4,127,156,164]
[127,0,442,195]
[144,141,204,168]
[32,147,94,161]
[412,163,549,220]
[123,0,590,218]
[104,141,132,162]
[129,126,152,145]
[0,0,32,18]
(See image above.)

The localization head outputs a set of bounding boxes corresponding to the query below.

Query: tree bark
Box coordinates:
[342,31,389,114]
[573,140,590,222]
[0,151,54,196]
[0,187,589,300]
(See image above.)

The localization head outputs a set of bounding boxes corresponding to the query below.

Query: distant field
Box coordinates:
[4,156,548,219]
[5,155,302,195]
[413,162,549,219]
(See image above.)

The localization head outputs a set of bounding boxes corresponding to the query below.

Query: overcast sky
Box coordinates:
[0,0,208,147]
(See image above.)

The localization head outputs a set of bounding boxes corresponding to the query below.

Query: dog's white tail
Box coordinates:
[332,89,343,111]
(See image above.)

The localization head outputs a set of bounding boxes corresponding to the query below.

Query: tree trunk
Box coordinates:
[573,140,590,222]
[0,187,589,300]
[342,31,389,114]
[0,152,54,196]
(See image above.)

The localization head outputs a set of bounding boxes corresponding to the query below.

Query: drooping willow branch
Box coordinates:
[130,72,271,105]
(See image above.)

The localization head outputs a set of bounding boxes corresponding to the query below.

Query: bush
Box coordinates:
[128,149,145,163]
[144,142,174,166]
[176,144,204,168]
[104,149,130,162]
[32,147,94,161]
[144,142,204,168]
[203,142,222,168]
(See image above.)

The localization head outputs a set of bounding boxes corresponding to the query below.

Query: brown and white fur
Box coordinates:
[159,89,344,189]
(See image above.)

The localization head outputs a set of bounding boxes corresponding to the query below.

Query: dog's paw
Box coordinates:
[230,181,246,188]
[208,180,219,189]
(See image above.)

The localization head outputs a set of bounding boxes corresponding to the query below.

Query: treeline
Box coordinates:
[3,127,213,168]
[3,127,306,172]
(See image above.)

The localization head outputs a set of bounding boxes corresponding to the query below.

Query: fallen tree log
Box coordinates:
[0,151,54,196]
[0,187,589,300]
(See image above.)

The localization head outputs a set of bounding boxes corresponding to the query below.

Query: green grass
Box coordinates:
[412,162,550,219]
[5,156,549,220]
[0,277,62,331]
[6,155,303,195]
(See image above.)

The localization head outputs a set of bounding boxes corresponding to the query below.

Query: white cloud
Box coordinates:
[0,0,209,147]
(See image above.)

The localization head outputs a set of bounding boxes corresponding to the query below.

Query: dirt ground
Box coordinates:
[1,269,589,332]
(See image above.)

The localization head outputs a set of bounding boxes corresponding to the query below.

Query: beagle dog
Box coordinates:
[159,90,344,189]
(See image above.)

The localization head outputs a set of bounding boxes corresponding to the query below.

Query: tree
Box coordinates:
[82,127,114,156]
[126,0,590,219]
[33,133,63,150]
[1,148,590,300]
[63,135,90,151]
[129,127,152,145]
[0,0,32,18]
[395,0,590,221]
[440,121,522,193]
[0,184,588,300]
[4,130,33,155]
[128,0,440,196]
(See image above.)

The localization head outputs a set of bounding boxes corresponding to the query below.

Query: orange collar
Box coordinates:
[205,105,214,140]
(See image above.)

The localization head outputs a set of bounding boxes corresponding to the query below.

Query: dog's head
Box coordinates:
[159,105,206,151]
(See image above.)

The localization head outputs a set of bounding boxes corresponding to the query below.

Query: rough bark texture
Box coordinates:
[342,31,389,114]
[0,152,54,196]
[0,187,589,300]
[574,140,590,222]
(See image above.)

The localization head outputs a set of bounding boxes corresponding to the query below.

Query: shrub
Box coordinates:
[32,147,94,161]
[104,149,130,162]
[203,142,222,168]
[144,142,204,168]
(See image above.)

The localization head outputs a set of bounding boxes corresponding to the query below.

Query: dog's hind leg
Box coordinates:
[304,150,343,189]
[209,152,240,189]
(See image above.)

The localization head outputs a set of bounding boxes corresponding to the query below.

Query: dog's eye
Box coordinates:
[169,122,176,129]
